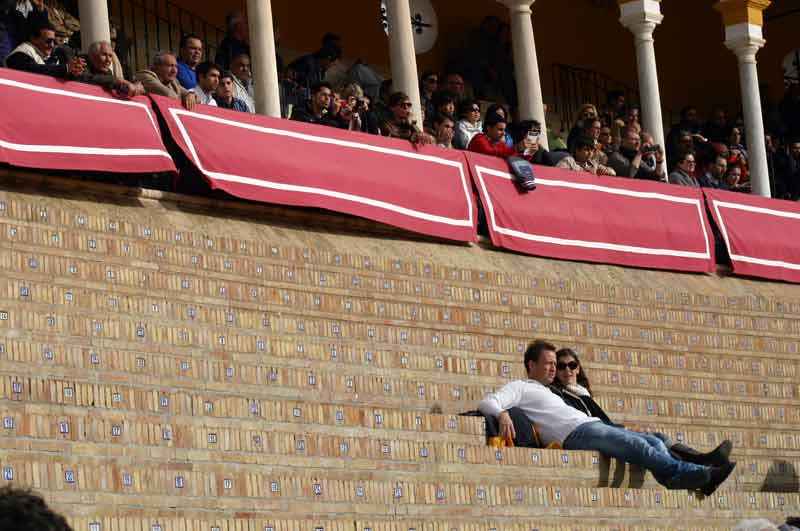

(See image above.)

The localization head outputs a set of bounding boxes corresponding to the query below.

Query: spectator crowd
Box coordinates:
[2,5,800,199]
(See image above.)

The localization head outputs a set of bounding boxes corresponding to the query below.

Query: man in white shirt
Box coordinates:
[194,61,219,107]
[479,340,735,495]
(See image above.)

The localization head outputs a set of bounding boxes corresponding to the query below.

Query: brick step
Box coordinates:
[1,375,799,455]
[4,248,800,360]
[2,410,798,493]
[1,353,799,433]
[3,223,800,342]
[3,277,800,387]
[3,331,799,409]
[39,500,792,531]
[2,447,797,521]
[3,183,800,318]
[3,289,800,392]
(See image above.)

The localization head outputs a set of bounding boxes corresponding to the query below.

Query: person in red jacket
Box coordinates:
[468,114,531,159]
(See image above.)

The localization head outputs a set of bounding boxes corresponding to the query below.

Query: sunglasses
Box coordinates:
[44,38,57,45]
[399,102,413,109]
[556,361,579,371]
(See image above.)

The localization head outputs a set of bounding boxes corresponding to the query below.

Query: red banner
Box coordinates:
[466,153,716,272]
[153,96,476,242]
[0,68,175,174]
[705,189,800,283]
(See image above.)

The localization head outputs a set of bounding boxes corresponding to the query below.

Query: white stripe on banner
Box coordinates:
[0,76,162,134]
[475,165,711,260]
[0,138,172,158]
[169,108,474,228]
[712,199,800,271]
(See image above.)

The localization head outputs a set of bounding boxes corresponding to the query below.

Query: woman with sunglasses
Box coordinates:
[552,348,732,467]
[453,99,483,150]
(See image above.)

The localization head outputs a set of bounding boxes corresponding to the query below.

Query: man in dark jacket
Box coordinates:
[5,20,85,78]
[289,81,339,127]
[775,138,800,200]
[288,46,340,96]
[215,11,249,73]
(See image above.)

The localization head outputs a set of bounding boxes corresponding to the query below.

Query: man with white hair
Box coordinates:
[80,40,144,97]
[135,50,196,109]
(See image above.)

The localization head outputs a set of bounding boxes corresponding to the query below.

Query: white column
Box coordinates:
[247,0,281,118]
[385,0,423,125]
[78,0,111,53]
[500,0,548,149]
[619,1,666,152]
[724,24,770,197]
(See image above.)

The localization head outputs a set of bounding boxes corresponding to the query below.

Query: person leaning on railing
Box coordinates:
[5,20,84,79]
[135,50,197,110]
[556,135,616,176]
[379,91,434,146]
[607,127,666,182]
[467,113,532,160]
[78,40,144,98]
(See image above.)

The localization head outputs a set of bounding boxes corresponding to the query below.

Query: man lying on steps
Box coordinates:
[478,339,736,495]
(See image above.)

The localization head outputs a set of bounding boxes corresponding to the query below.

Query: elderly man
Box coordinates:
[229,52,255,113]
[135,50,196,109]
[5,20,84,78]
[215,11,249,73]
[176,33,202,89]
[79,40,144,96]
[478,340,735,495]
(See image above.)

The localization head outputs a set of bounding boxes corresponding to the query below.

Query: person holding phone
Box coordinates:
[513,120,554,166]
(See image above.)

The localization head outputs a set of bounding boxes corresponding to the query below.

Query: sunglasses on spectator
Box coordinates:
[399,102,412,109]
[557,361,579,371]
[44,38,57,45]
[470,107,480,112]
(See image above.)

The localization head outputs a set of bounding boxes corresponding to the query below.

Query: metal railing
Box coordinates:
[550,62,639,130]
[109,0,226,75]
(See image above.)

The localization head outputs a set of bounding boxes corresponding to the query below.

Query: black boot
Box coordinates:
[669,440,732,467]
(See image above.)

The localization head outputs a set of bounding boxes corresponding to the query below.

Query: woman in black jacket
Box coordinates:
[552,348,732,467]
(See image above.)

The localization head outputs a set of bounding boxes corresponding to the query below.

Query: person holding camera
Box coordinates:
[608,128,666,181]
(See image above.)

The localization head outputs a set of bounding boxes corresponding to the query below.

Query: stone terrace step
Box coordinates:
[36,502,795,531]
[5,220,800,343]
[3,181,800,318]
[2,405,798,493]
[1,452,796,523]
[1,335,799,436]
[3,243,800,363]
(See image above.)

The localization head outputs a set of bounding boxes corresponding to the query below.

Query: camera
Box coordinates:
[642,144,659,154]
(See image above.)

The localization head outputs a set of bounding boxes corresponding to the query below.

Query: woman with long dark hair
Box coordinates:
[553,348,732,467]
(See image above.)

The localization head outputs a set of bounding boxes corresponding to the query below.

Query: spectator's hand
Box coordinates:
[67,57,86,77]
[182,92,197,111]
[598,165,616,177]
[412,132,434,146]
[655,145,665,164]
[498,411,516,442]
[440,128,454,145]
[129,81,146,97]
[350,112,362,131]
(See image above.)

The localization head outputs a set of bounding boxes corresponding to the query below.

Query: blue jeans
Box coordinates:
[563,420,710,489]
